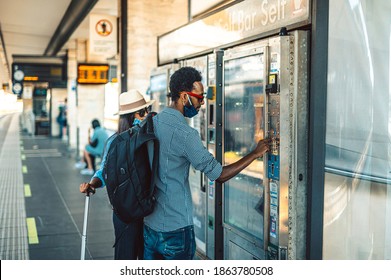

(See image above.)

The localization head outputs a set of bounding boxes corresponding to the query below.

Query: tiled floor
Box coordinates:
[0,113,29,259]
[0,113,114,260]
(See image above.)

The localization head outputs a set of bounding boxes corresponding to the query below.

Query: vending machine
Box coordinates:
[221,30,309,260]
[149,63,179,112]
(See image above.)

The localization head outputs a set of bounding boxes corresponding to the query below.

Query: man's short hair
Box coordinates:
[169,67,202,101]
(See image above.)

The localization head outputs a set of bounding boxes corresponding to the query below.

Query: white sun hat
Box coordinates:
[116,89,155,115]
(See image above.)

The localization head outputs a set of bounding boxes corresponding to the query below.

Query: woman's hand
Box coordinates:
[79,182,95,195]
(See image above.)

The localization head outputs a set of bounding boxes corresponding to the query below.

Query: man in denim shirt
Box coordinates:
[143,67,270,260]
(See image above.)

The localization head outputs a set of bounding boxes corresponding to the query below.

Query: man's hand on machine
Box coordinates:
[253,138,271,158]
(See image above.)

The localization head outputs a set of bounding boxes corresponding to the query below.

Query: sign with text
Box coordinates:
[89,14,117,58]
[12,63,65,83]
[77,64,109,84]
[158,0,310,64]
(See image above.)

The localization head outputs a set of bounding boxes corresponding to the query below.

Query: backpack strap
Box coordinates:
[146,113,156,169]
[141,112,159,197]
[147,113,159,198]
[147,141,154,169]
[149,138,159,197]
[146,112,155,134]
[127,113,158,198]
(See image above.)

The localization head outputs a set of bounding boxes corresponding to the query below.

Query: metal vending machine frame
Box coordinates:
[207,50,224,260]
[265,30,309,260]
[221,30,309,260]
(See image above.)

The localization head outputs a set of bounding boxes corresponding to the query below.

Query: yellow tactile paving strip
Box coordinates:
[0,113,29,259]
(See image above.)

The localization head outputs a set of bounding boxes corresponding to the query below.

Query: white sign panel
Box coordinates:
[23,85,33,99]
[89,14,117,58]
[159,0,310,64]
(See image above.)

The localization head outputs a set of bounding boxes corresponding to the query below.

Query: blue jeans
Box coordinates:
[143,224,196,260]
[112,212,144,260]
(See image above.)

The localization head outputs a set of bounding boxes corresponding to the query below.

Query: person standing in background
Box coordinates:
[57,98,67,139]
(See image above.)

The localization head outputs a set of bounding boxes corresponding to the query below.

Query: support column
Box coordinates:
[125,0,188,94]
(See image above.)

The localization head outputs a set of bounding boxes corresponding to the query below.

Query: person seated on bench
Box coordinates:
[75,119,109,175]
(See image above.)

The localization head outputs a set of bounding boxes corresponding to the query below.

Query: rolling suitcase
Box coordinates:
[81,187,95,260]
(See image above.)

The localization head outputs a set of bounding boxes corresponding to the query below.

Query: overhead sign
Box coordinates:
[12,63,66,83]
[77,64,109,84]
[158,0,310,64]
[89,14,118,58]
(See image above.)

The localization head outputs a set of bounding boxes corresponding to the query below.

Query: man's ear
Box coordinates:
[180,91,187,103]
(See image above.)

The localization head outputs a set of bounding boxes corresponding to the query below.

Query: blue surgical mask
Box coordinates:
[132,118,142,126]
[183,95,198,118]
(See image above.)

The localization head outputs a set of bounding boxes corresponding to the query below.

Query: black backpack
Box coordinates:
[103,113,159,224]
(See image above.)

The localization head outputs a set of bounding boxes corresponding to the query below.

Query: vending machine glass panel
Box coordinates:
[150,73,168,113]
[223,54,265,240]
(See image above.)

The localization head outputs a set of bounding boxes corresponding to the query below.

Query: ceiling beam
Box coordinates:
[44,0,99,56]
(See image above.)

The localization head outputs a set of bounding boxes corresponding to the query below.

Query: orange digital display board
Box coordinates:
[77,64,109,84]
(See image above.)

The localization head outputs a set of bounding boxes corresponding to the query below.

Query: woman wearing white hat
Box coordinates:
[79,90,154,260]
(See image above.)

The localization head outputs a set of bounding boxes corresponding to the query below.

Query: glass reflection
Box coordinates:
[223,54,265,239]
[324,0,391,259]
[150,73,168,113]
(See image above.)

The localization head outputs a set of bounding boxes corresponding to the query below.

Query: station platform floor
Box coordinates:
[0,113,114,260]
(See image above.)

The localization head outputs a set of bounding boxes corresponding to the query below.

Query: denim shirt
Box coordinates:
[144,107,223,232]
